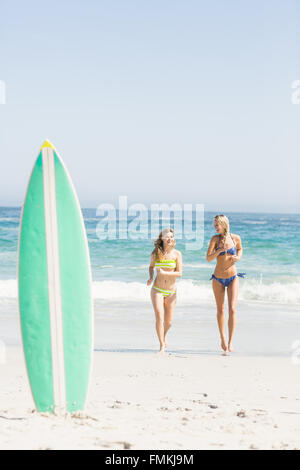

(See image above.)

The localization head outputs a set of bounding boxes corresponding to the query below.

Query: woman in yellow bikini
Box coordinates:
[147,228,182,354]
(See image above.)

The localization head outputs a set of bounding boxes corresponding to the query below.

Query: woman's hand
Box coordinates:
[156,267,165,274]
[147,278,153,286]
[230,255,239,263]
[216,246,225,255]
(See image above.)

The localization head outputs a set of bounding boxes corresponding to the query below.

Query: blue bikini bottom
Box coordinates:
[210,273,246,288]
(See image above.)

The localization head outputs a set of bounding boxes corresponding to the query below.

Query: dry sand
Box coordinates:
[1,347,300,450]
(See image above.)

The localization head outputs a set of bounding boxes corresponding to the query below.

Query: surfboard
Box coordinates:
[18,140,94,414]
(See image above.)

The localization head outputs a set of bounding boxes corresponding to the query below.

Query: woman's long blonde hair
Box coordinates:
[214,214,230,245]
[152,227,176,261]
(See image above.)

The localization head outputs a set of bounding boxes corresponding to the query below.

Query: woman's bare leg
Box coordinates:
[163,292,176,348]
[212,279,226,354]
[151,288,165,353]
[227,277,239,352]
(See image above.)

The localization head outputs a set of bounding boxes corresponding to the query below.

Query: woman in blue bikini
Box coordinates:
[206,215,245,355]
[147,228,182,354]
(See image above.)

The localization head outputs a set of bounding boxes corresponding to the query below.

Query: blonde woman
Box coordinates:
[147,228,182,354]
[206,215,245,355]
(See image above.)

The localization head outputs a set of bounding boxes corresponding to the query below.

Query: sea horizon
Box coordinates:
[1,205,300,216]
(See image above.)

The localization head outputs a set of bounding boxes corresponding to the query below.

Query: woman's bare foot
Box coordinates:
[157,343,166,354]
[221,337,227,354]
[228,342,234,352]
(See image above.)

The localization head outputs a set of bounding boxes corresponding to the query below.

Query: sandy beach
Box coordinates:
[1,299,300,450]
[1,345,300,450]
[1,0,299,453]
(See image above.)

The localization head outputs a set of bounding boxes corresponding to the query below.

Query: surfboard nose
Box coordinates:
[41,139,55,150]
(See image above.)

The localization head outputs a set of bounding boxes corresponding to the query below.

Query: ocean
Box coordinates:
[1,207,300,306]
[1,207,300,355]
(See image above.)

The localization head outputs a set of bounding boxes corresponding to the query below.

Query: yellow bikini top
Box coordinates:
[154,259,176,269]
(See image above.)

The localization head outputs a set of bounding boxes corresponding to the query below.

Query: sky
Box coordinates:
[0,0,299,213]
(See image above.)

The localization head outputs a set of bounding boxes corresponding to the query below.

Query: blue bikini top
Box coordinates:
[218,234,237,256]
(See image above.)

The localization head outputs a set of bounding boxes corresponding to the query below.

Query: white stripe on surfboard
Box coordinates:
[42,147,66,414]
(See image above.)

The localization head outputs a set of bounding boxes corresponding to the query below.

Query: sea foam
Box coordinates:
[1,279,300,306]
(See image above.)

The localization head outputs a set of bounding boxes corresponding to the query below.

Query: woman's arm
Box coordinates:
[158,251,182,278]
[231,235,242,262]
[206,236,224,262]
[147,253,155,285]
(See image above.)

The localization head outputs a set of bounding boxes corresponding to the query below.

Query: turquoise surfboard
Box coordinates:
[18,140,94,414]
